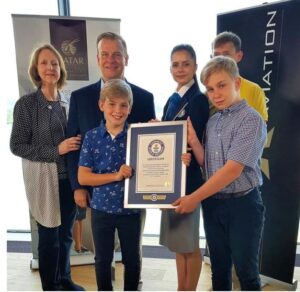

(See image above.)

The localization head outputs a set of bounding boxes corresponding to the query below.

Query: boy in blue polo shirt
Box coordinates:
[174,56,267,291]
[78,79,140,291]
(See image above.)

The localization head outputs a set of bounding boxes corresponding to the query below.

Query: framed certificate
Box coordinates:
[124,120,187,208]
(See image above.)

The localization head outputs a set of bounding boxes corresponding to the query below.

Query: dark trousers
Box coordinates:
[91,209,142,291]
[37,179,76,291]
[202,188,265,291]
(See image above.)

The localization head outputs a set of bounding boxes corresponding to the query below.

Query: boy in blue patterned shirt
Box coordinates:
[174,56,267,291]
[78,79,140,291]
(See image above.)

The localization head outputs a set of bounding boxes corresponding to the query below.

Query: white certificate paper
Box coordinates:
[136,133,175,193]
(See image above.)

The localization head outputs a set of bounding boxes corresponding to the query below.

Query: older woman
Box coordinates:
[10,44,84,291]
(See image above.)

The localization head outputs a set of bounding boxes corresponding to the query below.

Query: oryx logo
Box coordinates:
[148,140,165,157]
[61,39,80,56]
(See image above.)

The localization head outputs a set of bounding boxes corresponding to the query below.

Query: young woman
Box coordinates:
[159,44,209,291]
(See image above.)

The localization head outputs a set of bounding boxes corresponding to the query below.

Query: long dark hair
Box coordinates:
[171,44,199,85]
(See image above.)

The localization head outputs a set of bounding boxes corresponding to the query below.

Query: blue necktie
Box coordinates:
[165,92,181,121]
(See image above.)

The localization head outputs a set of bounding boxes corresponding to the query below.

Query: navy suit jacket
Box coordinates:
[162,81,209,193]
[67,79,156,190]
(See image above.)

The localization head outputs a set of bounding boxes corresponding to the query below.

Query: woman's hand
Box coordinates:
[181,152,191,167]
[58,135,81,155]
[187,117,199,148]
[149,118,161,123]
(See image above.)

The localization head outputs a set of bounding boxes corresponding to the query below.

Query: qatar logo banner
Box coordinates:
[50,18,89,80]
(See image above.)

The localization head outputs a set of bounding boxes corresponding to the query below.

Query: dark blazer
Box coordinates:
[162,81,209,193]
[66,79,156,190]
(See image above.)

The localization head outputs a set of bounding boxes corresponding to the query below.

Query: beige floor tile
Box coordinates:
[7,252,300,291]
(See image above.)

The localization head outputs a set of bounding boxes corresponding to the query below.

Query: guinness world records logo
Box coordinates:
[148,139,165,157]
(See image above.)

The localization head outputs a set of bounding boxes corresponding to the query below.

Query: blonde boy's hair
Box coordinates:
[100,79,133,107]
[200,55,239,85]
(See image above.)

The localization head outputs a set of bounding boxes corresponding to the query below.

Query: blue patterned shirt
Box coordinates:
[205,99,267,194]
[79,121,139,214]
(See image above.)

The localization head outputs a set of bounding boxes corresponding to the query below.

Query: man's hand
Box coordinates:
[74,188,89,208]
[173,194,199,214]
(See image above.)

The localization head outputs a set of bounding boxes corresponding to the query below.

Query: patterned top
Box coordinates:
[10,88,69,227]
[79,121,139,215]
[10,88,68,178]
[205,99,267,194]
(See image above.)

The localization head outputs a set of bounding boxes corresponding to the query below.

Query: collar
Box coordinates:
[177,79,195,97]
[99,120,128,138]
[100,79,104,89]
[218,99,247,115]
[36,88,68,111]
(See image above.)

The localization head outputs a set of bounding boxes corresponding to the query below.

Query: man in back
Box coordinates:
[211,31,268,121]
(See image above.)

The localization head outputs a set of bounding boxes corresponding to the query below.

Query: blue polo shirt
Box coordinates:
[79,121,139,215]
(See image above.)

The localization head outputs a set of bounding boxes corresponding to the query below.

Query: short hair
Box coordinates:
[200,56,240,85]
[212,31,242,52]
[100,79,133,107]
[96,32,128,56]
[28,44,67,89]
[171,44,197,63]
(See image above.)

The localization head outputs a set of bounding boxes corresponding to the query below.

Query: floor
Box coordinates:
[7,251,300,291]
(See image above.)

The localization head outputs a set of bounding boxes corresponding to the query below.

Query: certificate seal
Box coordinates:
[148,139,165,157]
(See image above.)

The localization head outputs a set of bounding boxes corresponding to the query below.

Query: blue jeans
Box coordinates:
[202,188,265,291]
[91,209,142,291]
[37,179,77,290]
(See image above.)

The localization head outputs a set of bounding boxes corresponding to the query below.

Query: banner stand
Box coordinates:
[260,275,297,291]
[12,14,120,274]
[216,0,300,287]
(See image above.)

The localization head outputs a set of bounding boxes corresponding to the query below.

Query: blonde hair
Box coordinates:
[200,55,239,85]
[100,79,133,106]
[28,44,67,89]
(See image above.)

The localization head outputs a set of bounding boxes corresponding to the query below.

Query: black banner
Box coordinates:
[49,19,89,80]
[217,0,300,285]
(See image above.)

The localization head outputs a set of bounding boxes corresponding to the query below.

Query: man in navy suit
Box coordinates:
[66,32,155,288]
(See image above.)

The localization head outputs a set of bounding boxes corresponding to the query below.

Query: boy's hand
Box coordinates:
[173,194,198,214]
[181,152,191,167]
[116,164,132,181]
